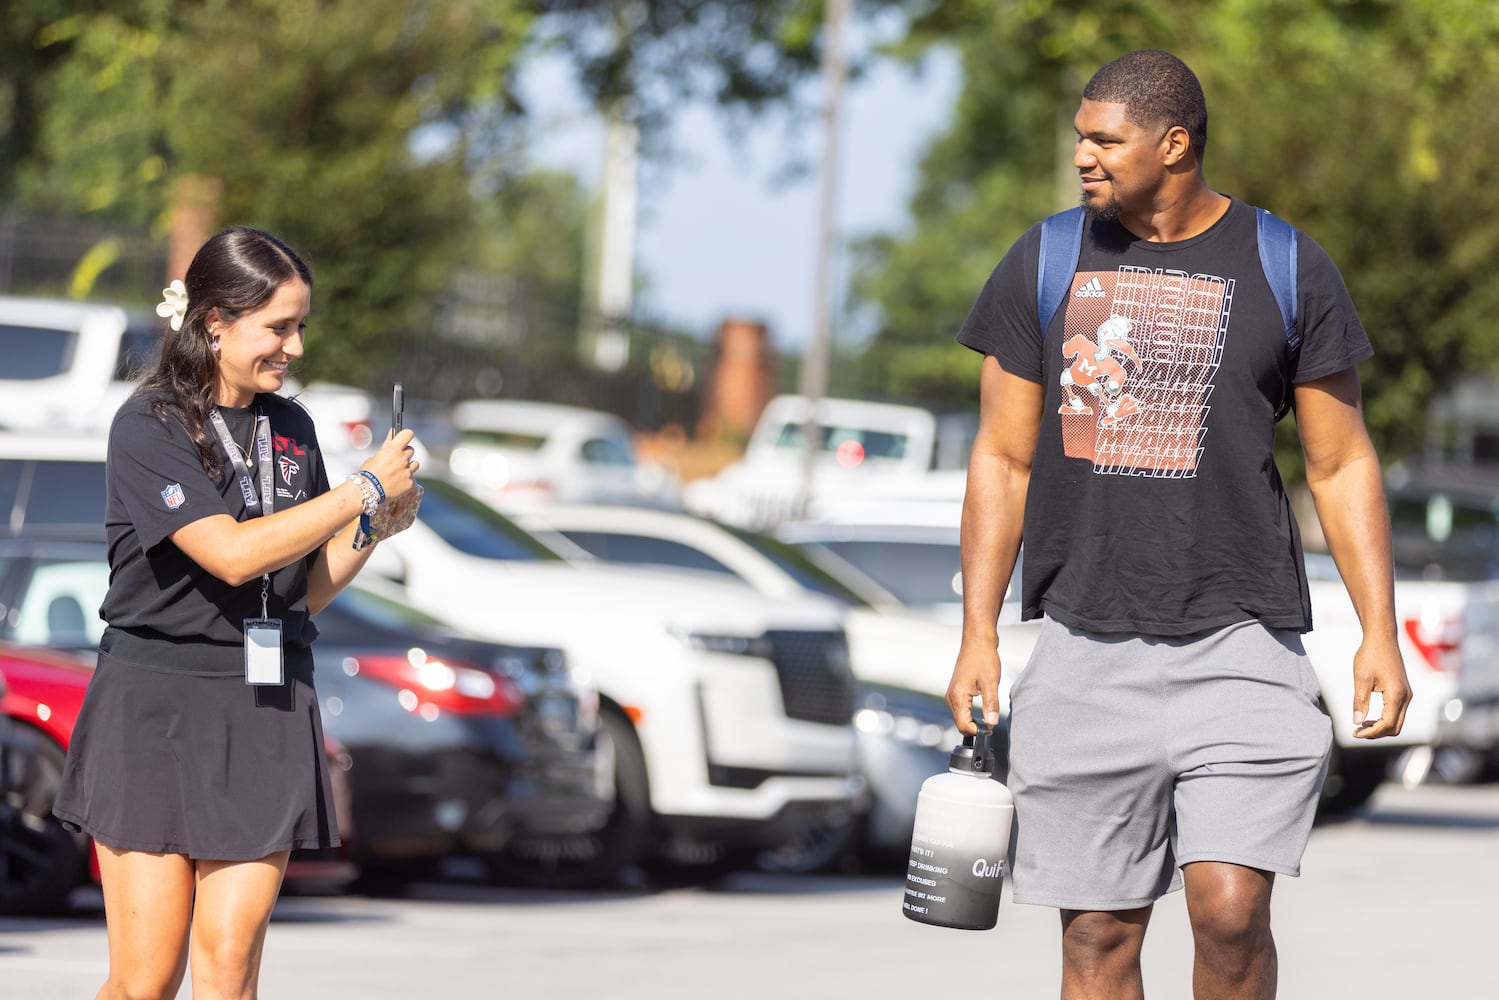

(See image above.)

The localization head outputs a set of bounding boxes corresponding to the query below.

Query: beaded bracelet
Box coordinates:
[346,473,381,517]
[357,470,386,505]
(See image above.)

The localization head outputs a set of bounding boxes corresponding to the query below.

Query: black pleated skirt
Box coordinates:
[52,647,340,861]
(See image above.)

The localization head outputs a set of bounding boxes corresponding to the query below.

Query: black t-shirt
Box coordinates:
[956,197,1373,635]
[100,391,331,672]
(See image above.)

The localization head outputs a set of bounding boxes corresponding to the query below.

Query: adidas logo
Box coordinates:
[1074,277,1106,298]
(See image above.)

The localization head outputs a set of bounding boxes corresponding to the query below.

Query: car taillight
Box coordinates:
[342,649,526,718]
[834,439,865,468]
[499,478,556,501]
[342,420,374,450]
[1403,610,1462,672]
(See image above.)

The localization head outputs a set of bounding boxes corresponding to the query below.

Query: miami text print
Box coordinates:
[1058,266,1232,477]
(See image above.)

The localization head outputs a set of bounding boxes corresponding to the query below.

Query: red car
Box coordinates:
[0,642,355,914]
[0,642,93,914]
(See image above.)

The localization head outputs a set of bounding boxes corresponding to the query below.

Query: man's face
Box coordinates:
[1072,99,1171,221]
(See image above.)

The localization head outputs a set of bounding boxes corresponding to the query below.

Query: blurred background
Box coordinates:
[5,0,1498,477]
[5,0,1499,916]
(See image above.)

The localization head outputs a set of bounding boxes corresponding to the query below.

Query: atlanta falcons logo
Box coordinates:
[278,454,300,486]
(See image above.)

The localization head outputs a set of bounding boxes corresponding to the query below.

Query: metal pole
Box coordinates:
[794,0,851,521]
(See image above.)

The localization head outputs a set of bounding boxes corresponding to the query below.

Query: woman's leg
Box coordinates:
[94,846,195,1000]
[186,852,291,1000]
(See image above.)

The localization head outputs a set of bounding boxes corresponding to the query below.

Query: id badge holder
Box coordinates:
[244,575,283,686]
[244,618,284,685]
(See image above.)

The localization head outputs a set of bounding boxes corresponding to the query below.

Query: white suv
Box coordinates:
[362,478,864,884]
[0,297,160,433]
[447,399,681,510]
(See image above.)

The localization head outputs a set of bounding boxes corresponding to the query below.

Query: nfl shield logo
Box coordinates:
[161,483,186,509]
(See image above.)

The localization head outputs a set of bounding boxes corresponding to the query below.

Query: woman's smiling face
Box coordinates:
[211,278,310,407]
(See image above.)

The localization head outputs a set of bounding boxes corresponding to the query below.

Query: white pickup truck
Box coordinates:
[1301,554,1481,810]
[777,506,1494,816]
[683,395,970,529]
[0,297,163,434]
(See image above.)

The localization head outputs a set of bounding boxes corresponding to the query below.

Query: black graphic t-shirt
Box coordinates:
[956,197,1372,635]
[101,391,331,672]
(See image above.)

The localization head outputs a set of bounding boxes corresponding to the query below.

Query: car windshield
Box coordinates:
[0,458,108,538]
[772,423,909,462]
[724,526,874,608]
[0,323,75,380]
[457,429,547,452]
[806,538,962,606]
[579,436,634,466]
[1,555,110,650]
[1388,491,1499,580]
[416,478,566,562]
[113,320,162,381]
[330,584,453,630]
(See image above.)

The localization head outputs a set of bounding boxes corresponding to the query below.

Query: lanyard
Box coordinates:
[207,406,274,518]
[208,405,275,617]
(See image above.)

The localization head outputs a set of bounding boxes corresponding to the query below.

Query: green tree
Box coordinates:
[531,1,904,137]
[8,0,535,387]
[853,0,1499,469]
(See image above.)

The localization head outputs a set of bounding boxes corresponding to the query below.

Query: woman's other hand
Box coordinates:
[360,429,420,501]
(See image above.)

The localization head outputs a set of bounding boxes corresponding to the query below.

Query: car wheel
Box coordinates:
[0,725,88,915]
[486,707,652,890]
[1318,742,1397,818]
[751,805,863,876]
[350,860,431,898]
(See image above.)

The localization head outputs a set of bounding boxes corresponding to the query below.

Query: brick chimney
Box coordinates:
[697,318,777,445]
[165,174,223,282]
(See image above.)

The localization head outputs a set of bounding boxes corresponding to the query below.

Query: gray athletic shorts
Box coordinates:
[1006,617,1333,911]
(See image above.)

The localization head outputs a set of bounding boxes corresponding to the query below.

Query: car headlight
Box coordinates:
[674,631,776,659]
[854,687,961,748]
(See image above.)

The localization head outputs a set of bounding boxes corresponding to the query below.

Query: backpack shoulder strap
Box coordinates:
[1254,207,1300,349]
[1036,206,1086,335]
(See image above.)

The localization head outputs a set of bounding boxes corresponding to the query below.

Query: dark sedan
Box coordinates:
[310,581,608,886]
[0,538,609,892]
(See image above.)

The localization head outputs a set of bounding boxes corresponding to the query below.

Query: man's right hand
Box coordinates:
[947,639,1002,735]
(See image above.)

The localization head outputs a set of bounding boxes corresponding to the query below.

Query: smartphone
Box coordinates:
[392,382,404,433]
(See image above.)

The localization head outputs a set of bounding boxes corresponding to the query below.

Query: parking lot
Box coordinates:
[2,780,1493,999]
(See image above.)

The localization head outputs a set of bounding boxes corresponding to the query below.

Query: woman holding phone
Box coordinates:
[53,226,420,1000]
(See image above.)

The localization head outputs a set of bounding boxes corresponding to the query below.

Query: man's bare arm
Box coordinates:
[1296,368,1411,739]
[948,356,1044,734]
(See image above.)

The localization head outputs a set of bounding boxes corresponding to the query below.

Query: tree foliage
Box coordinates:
[854,0,1499,469]
[529,1,904,138]
[0,0,903,399]
[5,0,536,387]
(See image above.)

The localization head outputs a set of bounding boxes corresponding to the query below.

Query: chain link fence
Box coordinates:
[0,209,166,304]
[1,207,710,433]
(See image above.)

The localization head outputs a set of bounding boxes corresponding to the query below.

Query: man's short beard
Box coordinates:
[1081,191,1122,222]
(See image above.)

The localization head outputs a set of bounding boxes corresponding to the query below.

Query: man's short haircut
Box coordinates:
[1083,49,1208,163]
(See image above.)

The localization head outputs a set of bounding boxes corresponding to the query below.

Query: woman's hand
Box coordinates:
[359,429,420,502]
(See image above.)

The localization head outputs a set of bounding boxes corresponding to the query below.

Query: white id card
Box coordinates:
[244,618,284,686]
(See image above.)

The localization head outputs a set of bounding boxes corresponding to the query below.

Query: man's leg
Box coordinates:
[187,851,291,1000]
[94,845,195,1000]
[1183,861,1276,1000]
[1060,905,1153,1000]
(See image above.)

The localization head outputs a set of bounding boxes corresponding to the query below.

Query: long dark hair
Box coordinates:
[136,226,312,480]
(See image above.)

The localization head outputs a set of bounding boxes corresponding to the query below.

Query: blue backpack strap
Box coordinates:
[1036,206,1086,335]
[1254,207,1300,349]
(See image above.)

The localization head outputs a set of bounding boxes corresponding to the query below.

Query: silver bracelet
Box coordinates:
[346,474,380,516]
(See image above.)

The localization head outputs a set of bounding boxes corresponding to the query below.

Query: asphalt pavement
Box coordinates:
[1,780,1494,999]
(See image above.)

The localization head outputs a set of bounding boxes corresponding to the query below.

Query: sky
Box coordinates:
[518,27,961,355]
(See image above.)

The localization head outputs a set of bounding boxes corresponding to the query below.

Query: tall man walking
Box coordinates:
[946,49,1411,999]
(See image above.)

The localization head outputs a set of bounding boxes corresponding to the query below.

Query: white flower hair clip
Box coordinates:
[156,279,188,331]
